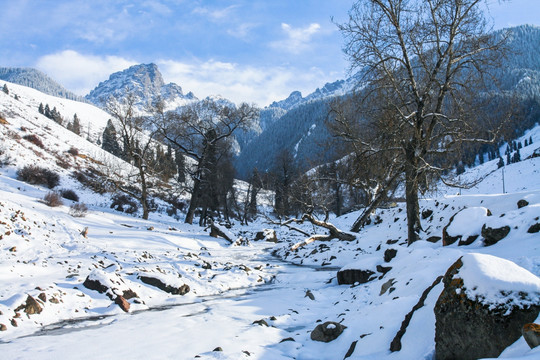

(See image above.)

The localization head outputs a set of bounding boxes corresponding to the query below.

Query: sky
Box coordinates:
[1,0,539,107]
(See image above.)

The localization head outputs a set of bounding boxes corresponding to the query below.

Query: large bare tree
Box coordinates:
[335,0,507,244]
[153,98,259,225]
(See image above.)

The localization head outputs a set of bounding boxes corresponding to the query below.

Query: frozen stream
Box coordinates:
[0,242,340,360]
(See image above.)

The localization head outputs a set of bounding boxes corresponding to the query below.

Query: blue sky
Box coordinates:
[1,0,539,106]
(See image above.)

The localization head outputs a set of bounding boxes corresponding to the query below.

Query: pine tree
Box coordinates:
[2,84,9,95]
[38,103,44,114]
[72,114,81,135]
[530,136,534,145]
[44,104,51,119]
[507,152,511,165]
[525,139,528,147]
[497,157,504,168]
[101,119,122,157]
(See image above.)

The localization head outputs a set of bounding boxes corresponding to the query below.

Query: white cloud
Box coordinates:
[35,50,137,95]
[270,23,321,54]
[33,50,339,106]
[192,5,239,21]
[158,58,331,106]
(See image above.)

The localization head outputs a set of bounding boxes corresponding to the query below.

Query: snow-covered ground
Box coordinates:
[1,81,540,359]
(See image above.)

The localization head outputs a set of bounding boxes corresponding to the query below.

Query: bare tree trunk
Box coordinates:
[350,189,387,232]
[405,146,421,245]
[185,176,200,224]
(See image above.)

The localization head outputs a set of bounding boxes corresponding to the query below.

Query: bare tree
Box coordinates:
[335,0,507,244]
[105,93,159,220]
[153,98,259,225]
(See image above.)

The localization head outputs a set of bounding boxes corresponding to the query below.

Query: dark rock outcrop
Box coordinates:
[434,256,540,360]
[528,223,540,234]
[310,321,346,342]
[517,199,529,209]
[138,275,190,295]
[481,224,510,246]
[83,276,110,294]
[24,295,43,315]
[384,249,397,262]
[337,268,376,285]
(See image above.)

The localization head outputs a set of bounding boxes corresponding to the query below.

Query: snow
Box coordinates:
[458,253,540,309]
[1,81,540,359]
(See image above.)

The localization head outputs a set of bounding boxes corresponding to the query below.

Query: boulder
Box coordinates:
[384,248,397,262]
[255,229,278,243]
[83,276,110,294]
[481,224,510,246]
[443,208,490,246]
[522,323,540,349]
[310,321,346,342]
[434,254,540,360]
[114,295,130,312]
[0,323,6,331]
[337,269,376,285]
[517,199,529,209]
[528,223,540,234]
[138,275,190,295]
[24,295,43,315]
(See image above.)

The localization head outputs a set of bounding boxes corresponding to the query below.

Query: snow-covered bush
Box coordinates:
[69,203,88,217]
[110,193,138,214]
[43,191,63,207]
[17,165,60,188]
[22,134,45,149]
[60,188,79,202]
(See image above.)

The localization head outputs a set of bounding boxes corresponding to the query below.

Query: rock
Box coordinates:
[213,347,223,352]
[305,290,315,300]
[337,269,376,285]
[380,278,396,295]
[517,199,529,209]
[310,321,346,342]
[115,295,130,312]
[421,209,433,219]
[427,236,441,243]
[10,319,17,327]
[344,340,358,359]
[376,265,392,276]
[481,224,510,246]
[384,249,397,262]
[522,323,540,349]
[0,323,6,331]
[122,289,138,300]
[443,207,490,246]
[83,275,110,294]
[252,319,268,327]
[38,292,47,302]
[24,295,43,315]
[458,234,479,246]
[255,229,278,243]
[138,275,190,295]
[434,255,540,360]
[528,223,540,234]
[280,337,295,343]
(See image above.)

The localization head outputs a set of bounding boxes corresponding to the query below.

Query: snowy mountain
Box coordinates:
[0,67,85,102]
[85,63,197,111]
[235,25,540,178]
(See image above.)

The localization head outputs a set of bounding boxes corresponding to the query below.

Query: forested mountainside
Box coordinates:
[234,25,540,179]
[0,67,85,102]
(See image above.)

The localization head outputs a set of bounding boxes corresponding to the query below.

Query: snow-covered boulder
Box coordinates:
[310,321,346,342]
[337,257,379,285]
[442,207,491,246]
[434,253,540,360]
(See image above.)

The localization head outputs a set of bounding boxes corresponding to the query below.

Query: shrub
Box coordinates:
[67,147,79,156]
[23,134,45,149]
[43,192,63,207]
[69,203,88,217]
[17,165,60,189]
[60,188,79,202]
[111,194,138,214]
[73,170,110,194]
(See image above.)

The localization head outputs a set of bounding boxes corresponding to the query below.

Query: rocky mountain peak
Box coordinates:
[85,63,197,110]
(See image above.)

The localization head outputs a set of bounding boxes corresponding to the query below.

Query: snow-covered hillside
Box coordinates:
[1,81,540,360]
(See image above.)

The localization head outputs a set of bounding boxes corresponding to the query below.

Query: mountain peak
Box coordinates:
[86,63,197,110]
